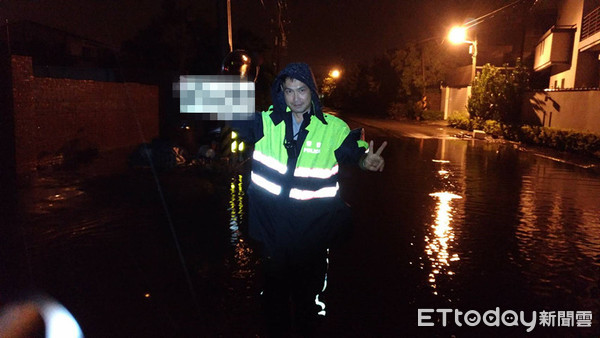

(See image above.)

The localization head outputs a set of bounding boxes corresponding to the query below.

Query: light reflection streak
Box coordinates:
[228,174,253,278]
[423,140,468,297]
[426,191,462,295]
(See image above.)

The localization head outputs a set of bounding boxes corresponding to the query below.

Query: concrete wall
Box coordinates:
[441,86,470,118]
[9,55,159,173]
[574,48,600,88]
[523,89,600,133]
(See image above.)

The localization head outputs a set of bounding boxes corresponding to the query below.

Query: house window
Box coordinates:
[561,78,565,89]
[554,80,557,88]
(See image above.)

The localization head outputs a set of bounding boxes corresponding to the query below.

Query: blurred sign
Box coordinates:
[174,75,255,120]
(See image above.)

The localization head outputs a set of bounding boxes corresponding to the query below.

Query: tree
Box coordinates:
[324,40,460,118]
[390,40,460,100]
[331,56,399,116]
[320,75,338,107]
[119,2,222,74]
[467,59,530,124]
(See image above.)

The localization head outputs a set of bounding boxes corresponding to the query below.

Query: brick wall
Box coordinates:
[10,55,159,173]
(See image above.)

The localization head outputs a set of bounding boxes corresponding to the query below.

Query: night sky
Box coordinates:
[0,0,530,76]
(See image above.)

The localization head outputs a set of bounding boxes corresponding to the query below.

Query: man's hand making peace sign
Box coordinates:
[361,140,388,172]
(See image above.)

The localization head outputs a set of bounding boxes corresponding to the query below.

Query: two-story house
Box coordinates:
[528,0,600,132]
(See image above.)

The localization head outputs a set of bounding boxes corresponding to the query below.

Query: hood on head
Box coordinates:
[270,63,326,124]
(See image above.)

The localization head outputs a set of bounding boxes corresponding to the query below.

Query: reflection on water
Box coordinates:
[426,157,462,296]
[7,167,264,335]
[427,191,462,295]
[228,174,253,279]
[416,138,599,326]
[22,177,86,215]
[420,139,467,297]
[8,133,600,335]
[516,161,600,308]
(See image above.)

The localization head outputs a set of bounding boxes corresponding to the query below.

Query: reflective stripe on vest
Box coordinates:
[251,172,282,196]
[252,171,338,200]
[253,150,287,175]
[289,183,339,200]
[294,164,339,179]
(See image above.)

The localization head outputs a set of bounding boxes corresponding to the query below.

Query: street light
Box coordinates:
[448,25,478,81]
[448,26,467,45]
[329,69,341,79]
[446,0,528,82]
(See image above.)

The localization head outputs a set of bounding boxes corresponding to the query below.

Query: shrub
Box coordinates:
[421,110,444,121]
[451,117,600,158]
[517,125,600,158]
[519,125,537,144]
[386,102,410,119]
[483,120,502,137]
[448,112,471,130]
[471,117,486,130]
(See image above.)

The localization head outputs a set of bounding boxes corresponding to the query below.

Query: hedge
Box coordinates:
[448,115,600,158]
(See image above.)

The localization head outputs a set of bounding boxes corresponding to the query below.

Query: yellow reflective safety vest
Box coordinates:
[251,108,363,200]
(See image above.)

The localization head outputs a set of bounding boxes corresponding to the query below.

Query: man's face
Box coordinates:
[283,78,312,115]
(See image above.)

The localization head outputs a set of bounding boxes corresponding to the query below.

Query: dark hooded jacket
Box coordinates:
[237,63,366,256]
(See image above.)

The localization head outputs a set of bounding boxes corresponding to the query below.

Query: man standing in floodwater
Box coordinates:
[236,62,386,336]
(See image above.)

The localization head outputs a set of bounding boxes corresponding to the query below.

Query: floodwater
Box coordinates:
[1,123,599,337]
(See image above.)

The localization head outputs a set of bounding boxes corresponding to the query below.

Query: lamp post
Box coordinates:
[442,0,526,120]
[448,26,478,81]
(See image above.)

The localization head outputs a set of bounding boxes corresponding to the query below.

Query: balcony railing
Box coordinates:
[581,6,600,41]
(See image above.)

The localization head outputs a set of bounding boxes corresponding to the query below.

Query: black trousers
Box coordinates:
[262,248,328,337]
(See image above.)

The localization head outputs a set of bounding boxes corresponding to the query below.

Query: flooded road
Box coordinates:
[2,119,599,337]
[331,129,600,337]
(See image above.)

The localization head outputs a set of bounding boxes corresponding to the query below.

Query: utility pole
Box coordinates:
[217,0,233,60]
[227,0,232,53]
[273,0,288,73]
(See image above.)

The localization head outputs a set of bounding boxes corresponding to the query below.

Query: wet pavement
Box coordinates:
[1,116,600,337]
